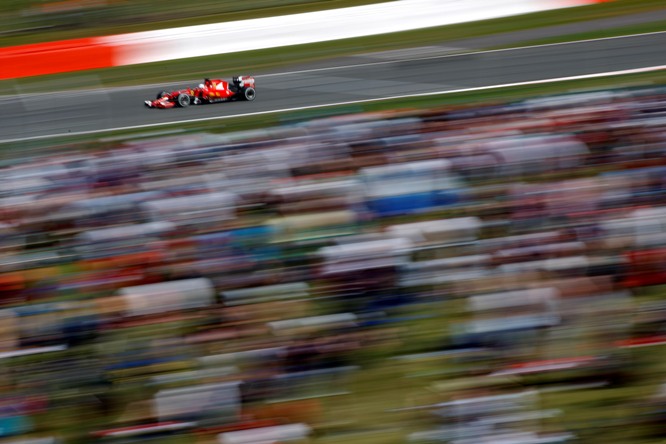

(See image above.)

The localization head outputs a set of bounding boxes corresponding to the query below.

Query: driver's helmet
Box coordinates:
[204,78,211,86]
[199,84,205,89]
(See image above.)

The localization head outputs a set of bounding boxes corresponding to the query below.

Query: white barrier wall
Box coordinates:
[1,0,608,79]
[104,0,608,66]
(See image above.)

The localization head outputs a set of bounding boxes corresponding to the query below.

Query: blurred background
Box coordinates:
[1,1,666,444]
[1,0,363,40]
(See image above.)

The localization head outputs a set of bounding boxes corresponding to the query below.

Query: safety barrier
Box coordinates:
[1,0,608,80]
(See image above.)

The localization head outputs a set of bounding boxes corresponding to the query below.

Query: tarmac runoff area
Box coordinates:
[1,31,665,142]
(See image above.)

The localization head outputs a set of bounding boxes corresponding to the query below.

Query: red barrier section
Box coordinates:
[0,37,115,80]
[0,0,613,80]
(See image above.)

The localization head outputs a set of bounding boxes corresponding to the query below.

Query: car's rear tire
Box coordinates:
[243,87,256,101]
[176,93,191,107]
[157,91,169,100]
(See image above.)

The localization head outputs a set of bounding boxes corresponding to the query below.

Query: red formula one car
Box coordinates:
[145,76,256,109]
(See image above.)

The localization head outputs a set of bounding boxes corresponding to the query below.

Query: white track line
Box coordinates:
[2,63,665,144]
[262,30,666,78]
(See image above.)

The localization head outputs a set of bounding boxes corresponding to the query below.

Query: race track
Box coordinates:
[2,32,665,142]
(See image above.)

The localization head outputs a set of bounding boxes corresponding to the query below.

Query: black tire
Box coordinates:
[243,87,256,101]
[176,93,191,108]
[156,91,169,100]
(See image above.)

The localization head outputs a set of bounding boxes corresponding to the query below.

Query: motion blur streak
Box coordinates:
[0,0,609,79]
[0,37,115,80]
[102,0,606,66]
[2,82,666,443]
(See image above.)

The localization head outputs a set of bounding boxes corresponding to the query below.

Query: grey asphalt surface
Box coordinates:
[1,31,665,142]
[439,8,666,50]
[244,9,666,71]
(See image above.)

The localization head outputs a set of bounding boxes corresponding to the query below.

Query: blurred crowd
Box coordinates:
[2,86,666,443]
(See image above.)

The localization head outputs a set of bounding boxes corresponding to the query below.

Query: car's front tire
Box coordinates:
[243,87,256,101]
[156,91,169,100]
[176,93,191,107]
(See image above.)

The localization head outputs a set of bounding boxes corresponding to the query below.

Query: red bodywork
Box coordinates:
[145,76,256,109]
